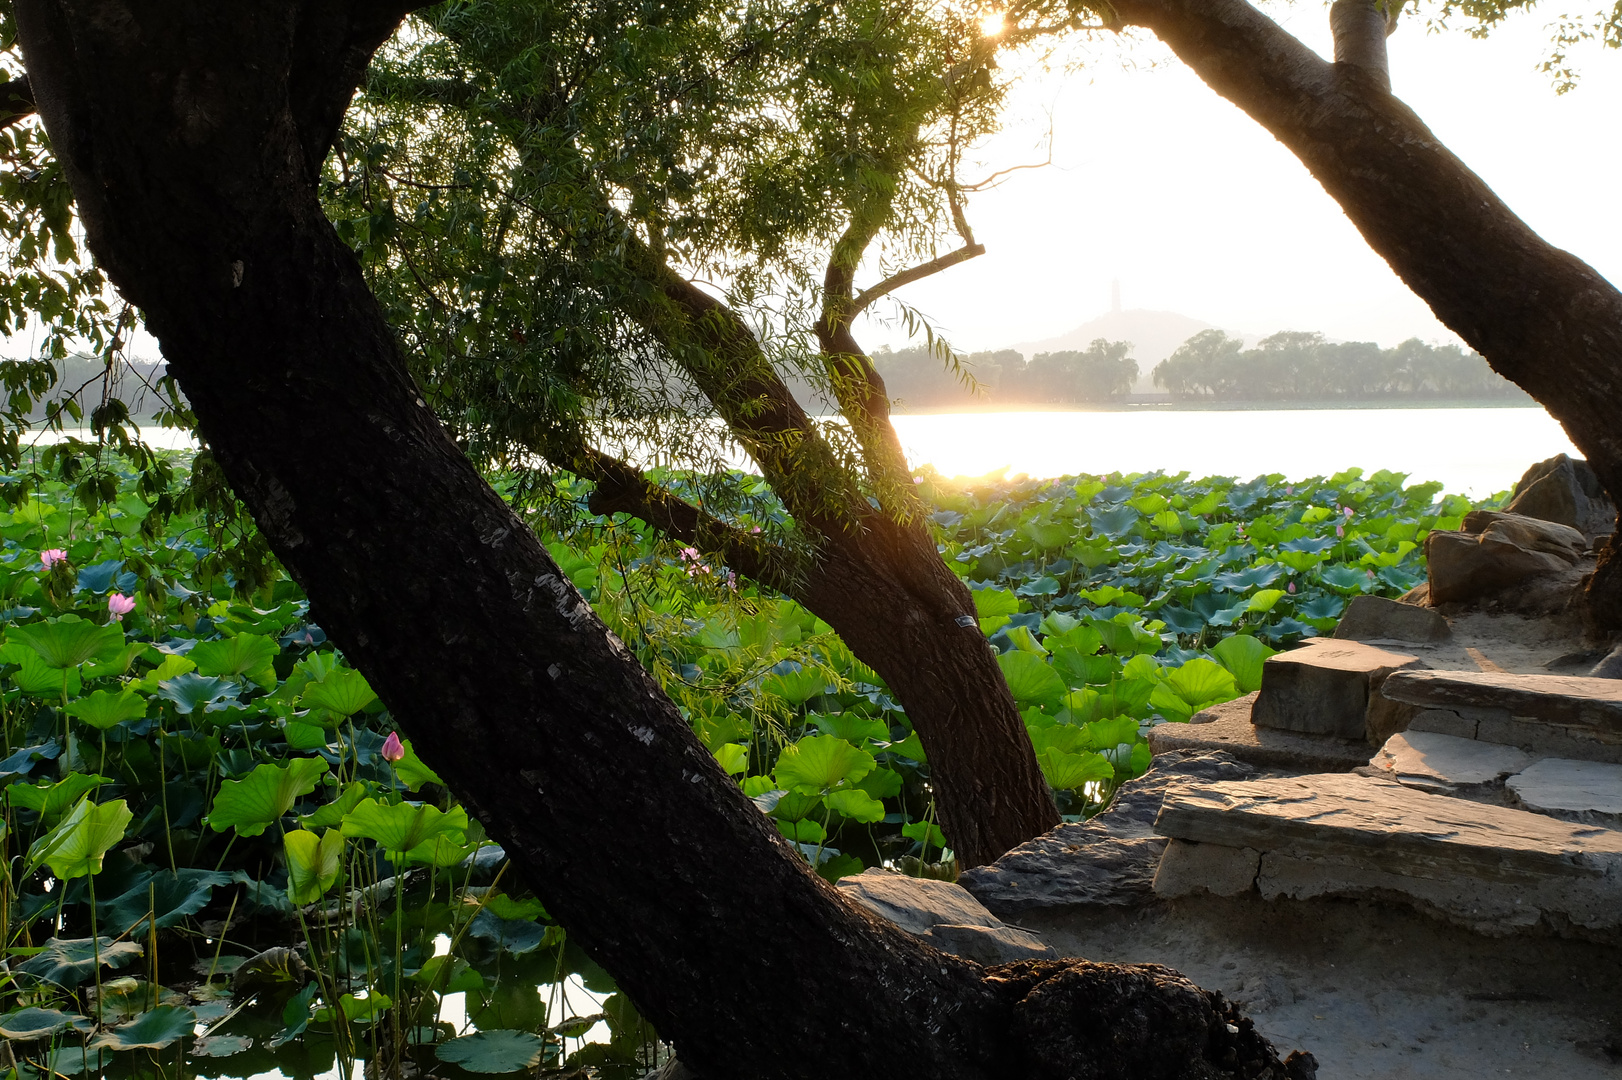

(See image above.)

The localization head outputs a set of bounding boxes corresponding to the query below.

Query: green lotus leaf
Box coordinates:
[9,616,126,670]
[1163,658,1239,711]
[824,787,886,823]
[393,738,444,790]
[1036,747,1114,790]
[283,720,329,750]
[856,765,903,799]
[99,869,233,936]
[772,734,875,795]
[299,780,367,830]
[996,650,1067,707]
[340,797,468,856]
[15,937,143,989]
[971,587,1020,619]
[10,650,82,695]
[1077,716,1140,751]
[712,743,748,776]
[468,910,551,956]
[901,820,948,851]
[26,795,133,880]
[810,712,891,745]
[436,1030,548,1075]
[191,1034,253,1058]
[6,772,110,821]
[189,633,280,686]
[284,828,344,905]
[1247,588,1287,613]
[0,1006,93,1040]
[1087,505,1140,539]
[156,672,240,714]
[207,757,329,836]
[883,731,927,762]
[299,667,377,716]
[759,663,829,706]
[1211,635,1277,694]
[89,1005,196,1051]
[65,686,149,730]
[777,817,826,844]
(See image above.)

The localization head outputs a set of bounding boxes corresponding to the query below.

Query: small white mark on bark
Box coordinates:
[416,397,426,407]
[547,663,562,679]
[629,725,655,745]
[230,260,244,287]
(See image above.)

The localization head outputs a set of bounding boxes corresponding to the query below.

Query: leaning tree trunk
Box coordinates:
[1110,0,1622,628]
[12,2,1304,1077]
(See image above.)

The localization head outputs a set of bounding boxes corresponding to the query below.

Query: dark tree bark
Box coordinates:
[13,3,1302,1077]
[1108,0,1622,628]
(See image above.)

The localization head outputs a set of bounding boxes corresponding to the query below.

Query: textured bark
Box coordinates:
[1329,0,1395,89]
[11,4,1306,1078]
[1110,0,1622,629]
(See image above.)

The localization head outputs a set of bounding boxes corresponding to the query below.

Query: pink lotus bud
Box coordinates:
[108,593,136,621]
[1343,506,1354,517]
[1285,486,1293,495]
[1287,581,1296,593]
[380,732,405,762]
[40,549,67,570]
[1335,525,1344,537]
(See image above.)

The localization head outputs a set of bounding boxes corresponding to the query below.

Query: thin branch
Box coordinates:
[849,243,985,319]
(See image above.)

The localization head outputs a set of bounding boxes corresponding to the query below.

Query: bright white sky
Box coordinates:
[856,2,1622,353]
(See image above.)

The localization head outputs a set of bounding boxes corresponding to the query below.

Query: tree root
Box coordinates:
[987,959,1318,1080]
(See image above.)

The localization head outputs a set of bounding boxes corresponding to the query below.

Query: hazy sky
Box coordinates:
[855,3,1622,354]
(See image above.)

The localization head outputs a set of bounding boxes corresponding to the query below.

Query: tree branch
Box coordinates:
[850,242,985,318]
[0,75,36,129]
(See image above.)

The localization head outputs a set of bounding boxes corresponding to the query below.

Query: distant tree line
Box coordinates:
[1151,330,1530,401]
[871,338,1139,408]
[869,328,1531,410]
[5,354,175,423]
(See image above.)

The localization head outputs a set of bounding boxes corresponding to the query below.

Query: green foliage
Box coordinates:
[207,759,329,837]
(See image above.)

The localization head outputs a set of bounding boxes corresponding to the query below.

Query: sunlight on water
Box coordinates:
[889,407,1579,498]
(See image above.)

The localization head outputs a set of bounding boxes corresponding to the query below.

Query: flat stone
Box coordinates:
[1149,693,1371,772]
[1251,639,1424,740]
[1506,759,1622,827]
[1379,669,1622,739]
[1425,529,1576,605]
[1154,772,1622,939]
[958,750,1255,917]
[1332,595,1451,643]
[835,868,1056,964]
[1369,730,1537,795]
[1461,511,1587,559]
[1151,839,1259,898]
[1503,454,1617,542]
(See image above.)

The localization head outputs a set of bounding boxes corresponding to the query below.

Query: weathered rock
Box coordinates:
[1406,707,1622,765]
[1504,453,1617,542]
[1505,758,1622,827]
[1379,669,1622,735]
[1367,730,1536,795]
[1154,772,1622,939]
[958,750,1255,917]
[1331,594,1451,643]
[1461,510,1588,558]
[835,868,1056,965]
[1251,639,1424,740]
[1426,521,1583,607]
[1151,839,1260,898]
[1588,643,1622,679]
[1149,693,1371,772]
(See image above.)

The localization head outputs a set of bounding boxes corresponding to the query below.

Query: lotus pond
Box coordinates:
[0,450,1492,1079]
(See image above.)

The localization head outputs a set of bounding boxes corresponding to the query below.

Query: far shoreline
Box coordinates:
[875,397,1540,416]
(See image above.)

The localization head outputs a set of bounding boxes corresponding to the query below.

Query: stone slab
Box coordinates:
[1506,758,1622,827]
[1368,730,1537,795]
[1149,694,1371,773]
[835,868,1056,965]
[1151,839,1259,898]
[958,750,1255,917]
[1154,772,1622,938]
[1332,594,1451,643]
[1252,639,1423,740]
[1379,669,1622,738]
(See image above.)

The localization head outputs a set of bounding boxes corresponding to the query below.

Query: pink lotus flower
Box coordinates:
[380,732,405,762]
[1343,506,1354,518]
[107,593,136,621]
[1287,581,1296,594]
[40,548,67,570]
[1335,525,1344,537]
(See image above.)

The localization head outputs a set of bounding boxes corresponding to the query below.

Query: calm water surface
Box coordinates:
[889,407,1577,498]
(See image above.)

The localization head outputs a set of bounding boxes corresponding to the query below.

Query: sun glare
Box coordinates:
[979,10,1005,36]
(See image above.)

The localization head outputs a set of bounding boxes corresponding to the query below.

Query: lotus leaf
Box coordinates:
[100,868,233,935]
[300,667,377,716]
[192,1035,253,1058]
[856,765,904,799]
[16,937,142,989]
[1247,589,1287,613]
[712,743,748,775]
[299,780,367,829]
[996,650,1066,707]
[189,633,279,685]
[810,712,890,745]
[393,737,444,790]
[26,796,132,879]
[1211,635,1277,693]
[760,663,828,706]
[6,772,109,819]
[341,797,469,856]
[9,615,126,669]
[156,672,240,714]
[436,1030,548,1074]
[65,687,148,729]
[1037,747,1114,790]
[824,787,885,823]
[773,734,874,794]
[207,757,328,836]
[0,1006,93,1040]
[284,828,344,904]
[901,820,947,851]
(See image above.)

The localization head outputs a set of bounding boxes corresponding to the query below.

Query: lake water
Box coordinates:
[45,405,1578,501]
[889,406,1577,499]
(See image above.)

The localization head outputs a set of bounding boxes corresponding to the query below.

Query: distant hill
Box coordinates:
[1013,309,1227,393]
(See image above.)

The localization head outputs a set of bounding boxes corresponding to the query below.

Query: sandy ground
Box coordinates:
[1025,893,1622,1079]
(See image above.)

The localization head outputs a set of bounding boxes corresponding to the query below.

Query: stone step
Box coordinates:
[1148,693,1371,773]
[1380,669,1622,762]
[1150,771,1622,940]
[1251,639,1424,741]
[1367,730,1536,797]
